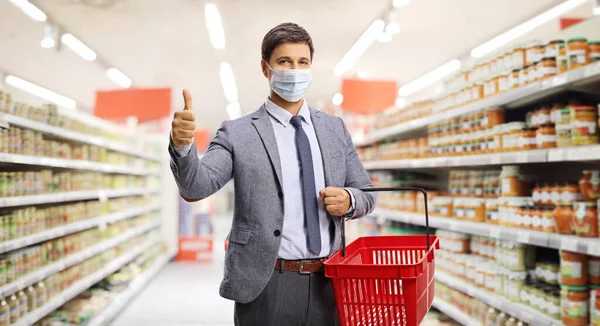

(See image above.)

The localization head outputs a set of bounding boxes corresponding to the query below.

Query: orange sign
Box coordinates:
[176,236,213,262]
[340,78,397,114]
[95,87,172,122]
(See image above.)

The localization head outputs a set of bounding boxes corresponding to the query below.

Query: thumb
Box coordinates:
[182,89,193,111]
[319,189,325,201]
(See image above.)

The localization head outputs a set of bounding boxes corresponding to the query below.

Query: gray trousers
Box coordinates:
[234,269,339,326]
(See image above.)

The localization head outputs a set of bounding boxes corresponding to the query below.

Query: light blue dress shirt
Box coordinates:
[171,98,354,259]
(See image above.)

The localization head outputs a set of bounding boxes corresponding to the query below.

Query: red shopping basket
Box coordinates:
[324,187,440,326]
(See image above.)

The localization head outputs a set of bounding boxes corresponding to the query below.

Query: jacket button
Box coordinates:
[278,191,283,199]
[273,230,281,237]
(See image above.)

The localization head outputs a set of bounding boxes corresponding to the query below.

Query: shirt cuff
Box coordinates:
[343,188,356,217]
[170,133,193,158]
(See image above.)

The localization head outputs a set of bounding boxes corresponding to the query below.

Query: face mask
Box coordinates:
[266,63,312,102]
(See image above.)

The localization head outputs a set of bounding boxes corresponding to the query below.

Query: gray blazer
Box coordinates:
[168,105,376,303]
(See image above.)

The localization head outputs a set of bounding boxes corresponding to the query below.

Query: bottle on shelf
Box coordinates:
[0,297,8,326]
[17,291,28,316]
[8,294,19,323]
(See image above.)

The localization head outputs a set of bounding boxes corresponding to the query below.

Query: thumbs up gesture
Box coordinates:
[171,89,196,148]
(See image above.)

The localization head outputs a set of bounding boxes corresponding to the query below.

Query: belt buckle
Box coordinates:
[298,260,312,274]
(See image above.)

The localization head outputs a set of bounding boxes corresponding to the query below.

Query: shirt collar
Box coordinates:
[265,97,311,128]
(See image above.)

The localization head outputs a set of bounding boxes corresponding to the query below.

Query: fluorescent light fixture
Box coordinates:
[8,0,46,21]
[5,75,76,109]
[41,38,55,48]
[594,0,600,15]
[61,33,97,61]
[205,3,226,50]
[385,23,401,34]
[395,97,407,108]
[226,102,241,119]
[377,31,392,43]
[470,0,587,58]
[106,68,132,88]
[393,0,410,8]
[334,20,385,76]
[332,93,344,106]
[220,62,238,102]
[398,59,461,97]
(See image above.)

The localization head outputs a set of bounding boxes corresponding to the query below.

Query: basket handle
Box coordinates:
[341,187,430,257]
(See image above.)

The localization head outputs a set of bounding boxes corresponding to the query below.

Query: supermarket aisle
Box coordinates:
[113,214,234,326]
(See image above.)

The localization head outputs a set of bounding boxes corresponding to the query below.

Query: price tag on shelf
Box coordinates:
[587,242,600,256]
[548,149,565,162]
[448,222,459,231]
[570,148,597,161]
[552,74,568,87]
[516,152,528,163]
[98,191,108,203]
[489,228,501,239]
[561,238,578,252]
[491,155,502,165]
[517,231,530,244]
[584,62,600,78]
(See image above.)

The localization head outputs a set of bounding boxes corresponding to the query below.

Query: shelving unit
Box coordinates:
[375,209,600,256]
[431,298,482,326]
[87,253,174,326]
[0,222,159,297]
[362,144,600,170]
[0,204,160,254]
[0,187,157,208]
[13,239,160,326]
[355,62,600,147]
[0,113,161,162]
[435,272,561,326]
[0,152,158,175]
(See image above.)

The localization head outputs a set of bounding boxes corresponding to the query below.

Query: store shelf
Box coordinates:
[0,152,157,175]
[0,118,9,129]
[0,187,157,208]
[0,204,160,254]
[431,298,482,326]
[356,62,600,147]
[0,221,159,297]
[362,145,600,170]
[14,239,159,326]
[0,113,161,162]
[435,272,561,326]
[376,209,600,256]
[87,252,174,326]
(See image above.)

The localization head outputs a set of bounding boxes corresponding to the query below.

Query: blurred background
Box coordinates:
[1,0,600,325]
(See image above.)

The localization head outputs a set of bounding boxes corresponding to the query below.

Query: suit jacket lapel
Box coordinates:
[251,106,283,191]
[310,108,333,187]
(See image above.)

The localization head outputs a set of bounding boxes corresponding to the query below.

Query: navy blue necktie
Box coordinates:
[290,115,321,255]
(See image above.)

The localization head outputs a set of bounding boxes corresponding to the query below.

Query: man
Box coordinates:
[169,22,375,326]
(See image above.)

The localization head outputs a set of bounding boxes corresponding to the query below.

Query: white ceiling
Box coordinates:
[0,0,591,132]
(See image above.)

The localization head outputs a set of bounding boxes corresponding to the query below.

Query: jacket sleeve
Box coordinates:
[338,117,376,218]
[168,121,233,201]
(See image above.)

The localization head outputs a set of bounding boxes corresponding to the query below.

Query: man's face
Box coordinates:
[262,42,312,79]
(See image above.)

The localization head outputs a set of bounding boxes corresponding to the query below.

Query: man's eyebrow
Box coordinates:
[275,56,292,61]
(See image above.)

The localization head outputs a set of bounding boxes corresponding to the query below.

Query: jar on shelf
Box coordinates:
[486,199,499,223]
[546,40,565,60]
[519,65,530,86]
[571,105,599,146]
[510,69,520,89]
[559,184,583,206]
[513,46,526,69]
[498,72,510,92]
[558,44,569,74]
[590,41,600,63]
[590,257,600,286]
[502,122,527,151]
[561,285,589,326]
[536,124,557,148]
[454,198,466,219]
[533,184,543,205]
[530,61,540,83]
[556,107,573,147]
[465,198,486,222]
[561,250,588,286]
[518,127,538,150]
[501,165,531,197]
[541,206,557,233]
[567,37,589,70]
[572,201,598,237]
[432,197,453,218]
[553,205,574,234]
[579,170,600,201]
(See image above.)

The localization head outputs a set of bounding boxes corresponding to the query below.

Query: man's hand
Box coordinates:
[320,187,351,217]
[171,89,196,148]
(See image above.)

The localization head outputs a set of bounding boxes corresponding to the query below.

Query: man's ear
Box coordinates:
[261,60,269,79]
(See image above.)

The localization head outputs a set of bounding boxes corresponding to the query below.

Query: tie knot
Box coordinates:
[290,115,303,128]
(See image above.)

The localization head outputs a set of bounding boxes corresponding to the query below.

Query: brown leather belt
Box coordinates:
[275,258,326,274]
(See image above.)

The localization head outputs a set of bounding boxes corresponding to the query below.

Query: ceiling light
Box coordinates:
[332,93,344,106]
[41,24,55,49]
[61,33,97,61]
[393,0,410,8]
[470,0,587,58]
[385,23,401,34]
[205,3,226,50]
[334,20,385,76]
[395,97,407,108]
[398,59,461,97]
[5,75,76,109]
[106,68,132,88]
[8,0,46,21]
[220,62,238,102]
[377,31,393,43]
[594,0,600,15]
[226,102,241,119]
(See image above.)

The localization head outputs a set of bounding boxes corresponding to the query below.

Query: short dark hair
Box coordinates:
[261,22,314,62]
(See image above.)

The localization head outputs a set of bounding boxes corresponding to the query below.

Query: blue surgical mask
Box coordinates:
[266,63,312,102]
